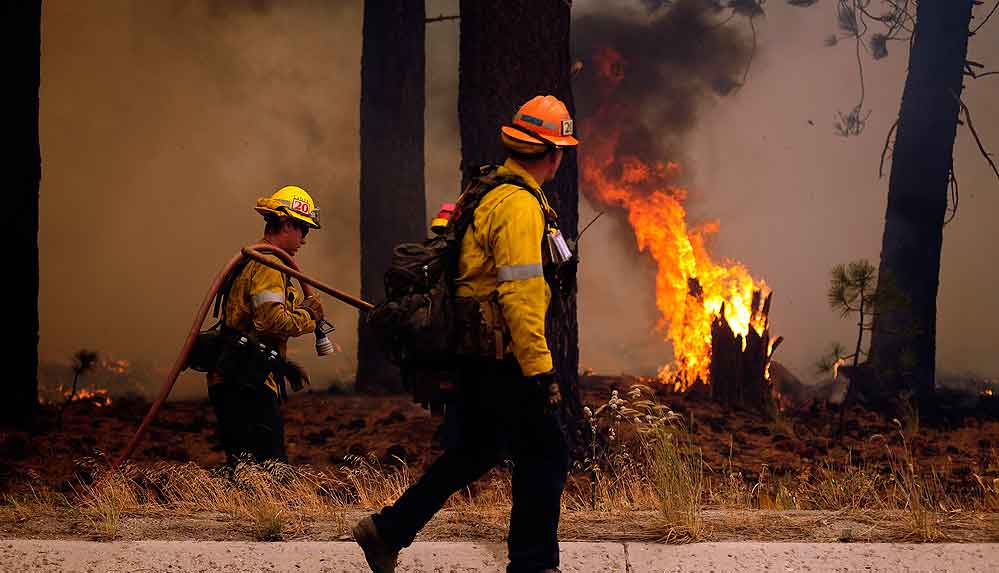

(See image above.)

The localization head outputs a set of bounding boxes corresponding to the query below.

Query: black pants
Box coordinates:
[208,380,287,466]
[373,357,569,573]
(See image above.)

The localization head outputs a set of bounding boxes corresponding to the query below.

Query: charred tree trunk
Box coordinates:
[458,0,581,423]
[867,0,974,413]
[1,1,41,428]
[709,291,780,416]
[357,1,426,394]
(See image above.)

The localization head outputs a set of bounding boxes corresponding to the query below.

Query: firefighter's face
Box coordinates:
[275,219,308,256]
[543,148,565,183]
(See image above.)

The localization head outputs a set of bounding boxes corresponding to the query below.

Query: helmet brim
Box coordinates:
[255,203,321,229]
[285,210,321,229]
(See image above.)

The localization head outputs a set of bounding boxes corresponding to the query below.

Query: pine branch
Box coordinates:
[952,90,999,181]
[972,0,999,34]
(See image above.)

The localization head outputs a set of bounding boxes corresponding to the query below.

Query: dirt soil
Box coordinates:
[3,375,997,498]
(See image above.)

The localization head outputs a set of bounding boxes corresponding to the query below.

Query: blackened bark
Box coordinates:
[356,1,426,394]
[709,293,777,416]
[458,0,581,428]
[1,1,41,428]
[868,0,974,411]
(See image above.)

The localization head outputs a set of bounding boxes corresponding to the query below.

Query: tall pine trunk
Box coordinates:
[357,1,426,394]
[868,0,974,412]
[458,0,581,423]
[2,1,41,428]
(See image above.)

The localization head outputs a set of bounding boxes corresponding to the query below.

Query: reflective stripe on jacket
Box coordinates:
[215,253,316,394]
[455,158,558,377]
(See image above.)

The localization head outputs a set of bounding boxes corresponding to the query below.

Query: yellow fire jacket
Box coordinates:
[212,253,316,395]
[455,158,558,377]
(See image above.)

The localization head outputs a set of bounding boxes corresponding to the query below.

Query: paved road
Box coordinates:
[1,540,996,572]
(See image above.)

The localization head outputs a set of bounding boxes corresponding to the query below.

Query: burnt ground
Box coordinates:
[2,374,997,500]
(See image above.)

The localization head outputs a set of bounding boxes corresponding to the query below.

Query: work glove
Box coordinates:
[286,360,311,392]
[300,295,325,323]
[531,370,562,414]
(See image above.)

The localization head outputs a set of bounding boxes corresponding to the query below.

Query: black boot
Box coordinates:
[352,515,399,573]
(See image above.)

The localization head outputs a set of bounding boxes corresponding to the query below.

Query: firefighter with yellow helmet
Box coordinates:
[353,95,578,573]
[207,185,324,466]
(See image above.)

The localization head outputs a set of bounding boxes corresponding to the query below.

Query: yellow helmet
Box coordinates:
[254,185,321,229]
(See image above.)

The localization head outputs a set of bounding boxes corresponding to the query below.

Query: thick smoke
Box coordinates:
[573,0,751,175]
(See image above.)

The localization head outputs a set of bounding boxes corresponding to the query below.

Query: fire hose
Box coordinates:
[112,244,374,470]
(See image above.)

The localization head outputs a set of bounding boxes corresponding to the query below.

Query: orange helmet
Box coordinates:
[501,95,579,148]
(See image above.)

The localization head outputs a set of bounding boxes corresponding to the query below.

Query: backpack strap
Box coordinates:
[211,257,252,324]
[451,165,557,241]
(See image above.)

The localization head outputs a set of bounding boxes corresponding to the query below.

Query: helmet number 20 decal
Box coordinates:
[292,198,311,214]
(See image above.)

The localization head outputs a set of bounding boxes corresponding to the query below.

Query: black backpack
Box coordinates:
[366,165,541,406]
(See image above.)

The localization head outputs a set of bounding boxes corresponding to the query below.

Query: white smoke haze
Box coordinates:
[39,1,998,400]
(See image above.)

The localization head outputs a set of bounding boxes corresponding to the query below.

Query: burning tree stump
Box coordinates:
[709,290,782,415]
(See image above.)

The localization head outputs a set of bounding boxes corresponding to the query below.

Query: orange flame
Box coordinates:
[102,358,131,375]
[580,47,770,391]
[60,386,112,407]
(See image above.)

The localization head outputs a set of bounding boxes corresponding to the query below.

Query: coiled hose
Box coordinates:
[112,243,373,469]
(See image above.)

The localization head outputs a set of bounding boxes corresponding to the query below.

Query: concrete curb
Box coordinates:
[1,540,996,572]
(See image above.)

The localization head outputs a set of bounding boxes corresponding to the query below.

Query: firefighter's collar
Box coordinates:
[500,158,558,221]
[501,158,543,193]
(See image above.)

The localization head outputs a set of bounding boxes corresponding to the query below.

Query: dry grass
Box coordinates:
[640,409,704,540]
[62,457,349,539]
[567,385,705,540]
[343,455,412,510]
[974,448,999,511]
[4,388,997,543]
[74,468,138,538]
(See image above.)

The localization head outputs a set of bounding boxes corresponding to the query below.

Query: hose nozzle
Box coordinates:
[315,319,337,356]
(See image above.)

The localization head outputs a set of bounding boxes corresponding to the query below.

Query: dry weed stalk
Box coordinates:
[578,384,704,540]
[74,469,138,538]
[877,422,965,541]
[70,458,349,538]
[974,448,999,511]
[3,482,75,524]
[343,454,413,510]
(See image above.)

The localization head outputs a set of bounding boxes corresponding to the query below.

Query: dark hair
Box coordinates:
[264,215,285,235]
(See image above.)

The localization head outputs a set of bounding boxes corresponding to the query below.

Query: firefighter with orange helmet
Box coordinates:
[207,185,324,466]
[353,95,578,573]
